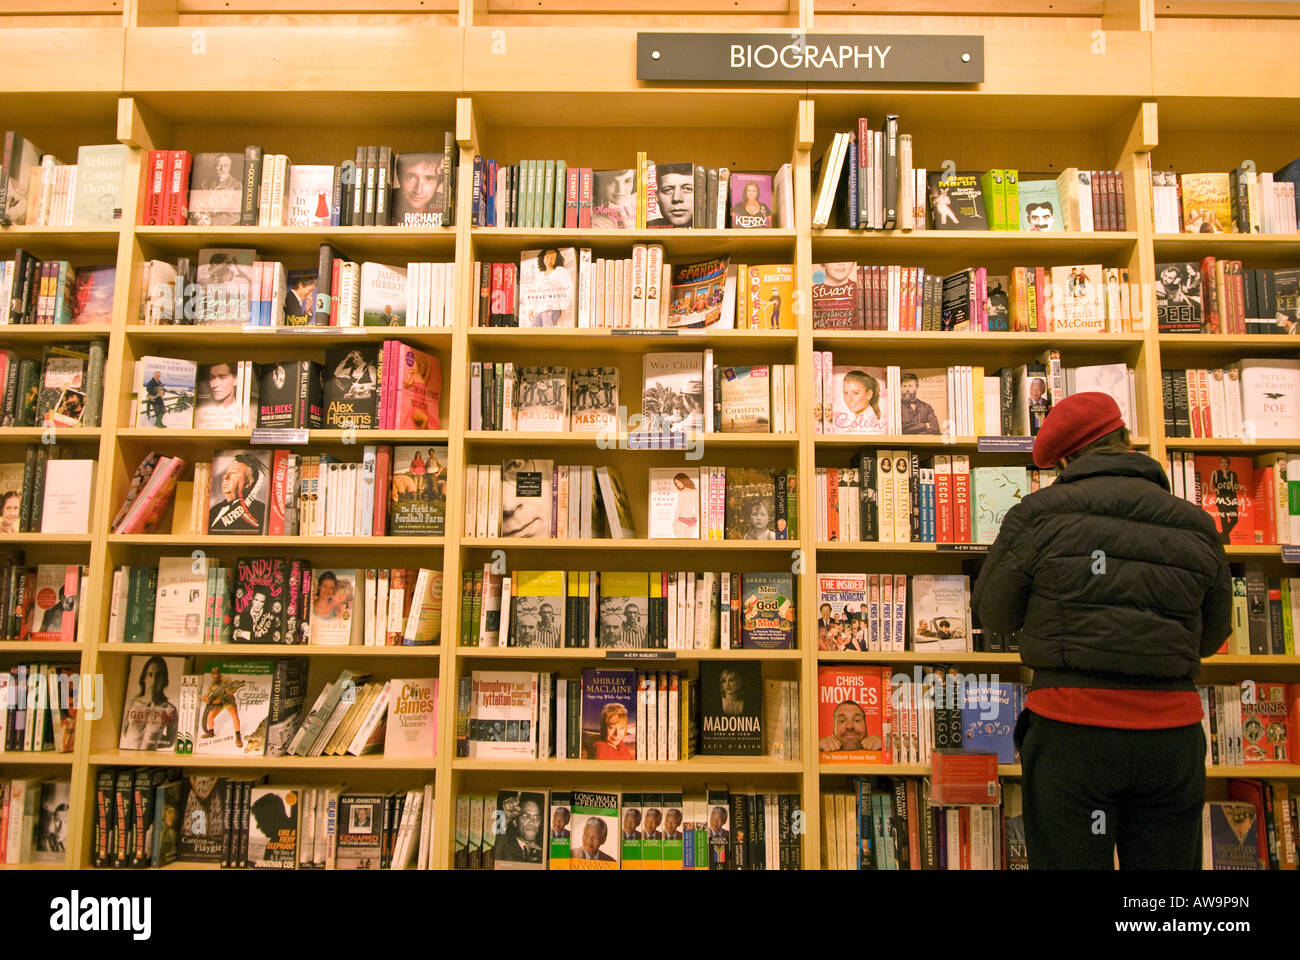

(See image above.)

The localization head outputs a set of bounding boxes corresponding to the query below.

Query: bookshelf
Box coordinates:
[0,1,1296,871]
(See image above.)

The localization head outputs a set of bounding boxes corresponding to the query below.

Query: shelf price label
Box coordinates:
[251,428,310,445]
[977,436,1034,453]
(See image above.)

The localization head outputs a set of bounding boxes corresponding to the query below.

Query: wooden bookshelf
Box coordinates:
[0,1,1296,873]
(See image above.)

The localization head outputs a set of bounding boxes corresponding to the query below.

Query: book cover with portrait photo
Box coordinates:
[817,665,887,763]
[579,668,637,760]
[698,660,763,755]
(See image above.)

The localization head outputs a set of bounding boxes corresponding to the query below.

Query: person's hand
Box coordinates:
[819,736,842,751]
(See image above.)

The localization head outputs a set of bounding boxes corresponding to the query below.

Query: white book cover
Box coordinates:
[309,569,359,645]
[829,365,888,434]
[518,247,577,328]
[359,262,408,326]
[1049,264,1105,332]
[469,671,538,759]
[501,458,553,539]
[514,366,569,431]
[194,659,275,756]
[642,352,704,434]
[286,164,334,227]
[1238,359,1300,439]
[133,356,198,429]
[152,555,207,643]
[40,460,94,533]
[194,361,247,430]
[1069,363,1134,432]
[909,574,970,653]
[649,468,700,539]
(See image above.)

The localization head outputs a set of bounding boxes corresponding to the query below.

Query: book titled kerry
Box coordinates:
[579,668,637,760]
[389,445,447,536]
[569,367,618,433]
[518,247,577,328]
[193,659,275,756]
[740,573,795,649]
[383,677,439,758]
[359,262,408,326]
[698,660,763,755]
[818,665,888,763]
[729,172,773,229]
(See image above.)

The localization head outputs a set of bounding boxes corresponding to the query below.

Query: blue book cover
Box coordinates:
[960,681,1020,762]
[579,668,637,760]
[855,777,874,870]
[1206,802,1263,870]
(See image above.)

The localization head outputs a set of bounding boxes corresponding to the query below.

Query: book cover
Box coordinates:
[322,344,380,430]
[928,171,986,229]
[336,794,385,869]
[719,365,771,433]
[231,557,289,644]
[0,461,22,532]
[569,790,621,867]
[118,654,187,751]
[740,573,796,650]
[647,161,694,228]
[469,670,537,760]
[196,248,255,324]
[71,266,115,324]
[395,152,450,226]
[1181,173,1234,233]
[37,350,89,427]
[1241,680,1289,762]
[698,660,763,755]
[811,262,860,329]
[817,574,867,652]
[960,682,1018,762]
[1049,264,1104,331]
[501,457,552,538]
[818,665,886,762]
[178,776,228,862]
[248,786,299,868]
[1018,179,1063,231]
[569,367,619,433]
[972,466,1027,544]
[744,264,796,330]
[133,356,197,429]
[257,360,322,429]
[829,365,889,433]
[390,342,442,430]
[510,570,566,647]
[648,468,700,539]
[286,164,333,227]
[642,352,703,434]
[359,263,408,326]
[1239,359,1300,438]
[283,270,317,325]
[389,445,447,536]
[195,362,247,430]
[1193,454,1256,545]
[1204,802,1262,869]
[208,449,271,535]
[187,152,246,226]
[910,575,970,652]
[518,247,577,328]
[591,169,636,230]
[308,569,358,644]
[580,669,637,759]
[514,366,568,430]
[493,789,549,869]
[729,172,773,228]
[668,257,730,330]
[152,555,206,643]
[725,467,776,540]
[194,659,274,756]
[900,367,947,435]
[72,144,128,224]
[383,678,438,758]
[596,572,650,648]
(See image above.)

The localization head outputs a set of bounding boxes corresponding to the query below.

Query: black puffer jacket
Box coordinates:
[972,449,1233,691]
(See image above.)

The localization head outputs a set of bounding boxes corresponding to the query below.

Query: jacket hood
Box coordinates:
[1054,449,1170,493]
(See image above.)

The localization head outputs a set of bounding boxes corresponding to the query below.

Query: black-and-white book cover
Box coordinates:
[514,366,568,431]
[501,458,553,538]
[493,789,550,869]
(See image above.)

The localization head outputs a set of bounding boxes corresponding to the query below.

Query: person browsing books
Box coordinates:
[972,392,1232,870]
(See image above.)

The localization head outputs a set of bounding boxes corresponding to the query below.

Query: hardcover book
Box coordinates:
[322,345,380,430]
[194,659,275,756]
[389,445,447,536]
[900,367,947,435]
[308,569,358,644]
[257,360,322,429]
[286,164,334,227]
[596,572,651,648]
[510,570,566,647]
[187,152,246,226]
[729,172,773,229]
[118,654,189,751]
[1238,359,1300,438]
[515,366,568,430]
[1241,680,1289,762]
[518,247,577,328]
[591,169,636,230]
[1049,264,1104,331]
[971,467,1027,544]
[642,352,703,434]
[72,144,128,224]
[359,263,408,326]
[829,365,889,433]
[811,262,861,329]
[208,449,271,535]
[393,151,449,226]
[501,458,553,538]
[580,669,637,759]
[909,575,970,653]
[667,257,730,330]
[569,367,619,433]
[196,248,255,324]
[1192,454,1257,545]
[647,162,694,228]
[390,342,442,430]
[724,467,776,540]
[698,660,763,755]
[719,365,771,432]
[740,573,796,650]
[195,362,248,430]
[132,356,197,429]
[283,270,317,325]
[743,264,796,330]
[817,665,886,763]
[1018,179,1063,231]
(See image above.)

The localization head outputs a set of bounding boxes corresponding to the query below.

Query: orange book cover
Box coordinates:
[818,665,887,763]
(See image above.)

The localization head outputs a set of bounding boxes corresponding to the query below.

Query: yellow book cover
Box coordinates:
[1180,173,1235,233]
[744,264,795,329]
[510,570,566,647]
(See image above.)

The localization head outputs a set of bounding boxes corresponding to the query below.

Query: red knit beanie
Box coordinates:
[1032,392,1125,468]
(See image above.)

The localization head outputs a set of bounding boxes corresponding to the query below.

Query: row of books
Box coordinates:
[3,257,115,327]
[127,344,441,432]
[0,664,79,753]
[0,341,106,428]
[141,141,457,229]
[0,135,127,227]
[94,768,437,870]
[470,158,794,231]
[0,778,69,865]
[457,787,802,870]
[818,574,982,656]
[1214,779,1300,870]
[1151,166,1300,235]
[1166,452,1296,548]
[461,567,796,650]
[1198,681,1300,767]
[815,454,1042,545]
[824,778,1016,871]
[2,562,86,645]
[812,262,1141,334]
[0,448,95,535]
[1156,261,1300,335]
[289,673,438,758]
[813,354,1136,439]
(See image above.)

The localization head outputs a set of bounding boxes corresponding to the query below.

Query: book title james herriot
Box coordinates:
[729,40,893,71]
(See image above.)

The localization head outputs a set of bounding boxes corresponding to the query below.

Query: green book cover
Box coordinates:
[661,791,684,869]
[542,160,555,229]
[554,160,567,228]
[972,466,1028,544]
[620,792,642,868]
[979,169,1005,230]
[640,791,665,868]
[548,791,571,870]
[1003,169,1019,232]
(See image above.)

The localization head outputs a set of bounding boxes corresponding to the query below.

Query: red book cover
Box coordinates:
[142,149,165,226]
[116,457,186,534]
[61,565,80,642]
[1033,266,1047,332]
[1226,779,1270,869]
[1255,466,1276,545]
[579,167,593,228]
[826,467,840,541]
[905,779,921,869]
[1286,684,1300,762]
[1188,371,1203,438]
[1193,454,1256,545]
[489,262,504,326]
[330,259,342,326]
[930,750,999,805]
[1231,261,1247,334]
[391,342,443,430]
[378,339,394,429]
[1200,257,1219,333]
[959,808,971,870]
[268,448,288,535]
[935,457,953,543]
[952,456,971,542]
[505,263,518,325]
[1243,681,1290,763]
[373,444,391,536]
[165,150,191,226]
[817,665,887,763]
[565,167,579,228]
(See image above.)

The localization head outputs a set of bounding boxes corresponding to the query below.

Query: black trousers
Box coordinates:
[1014,709,1206,870]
